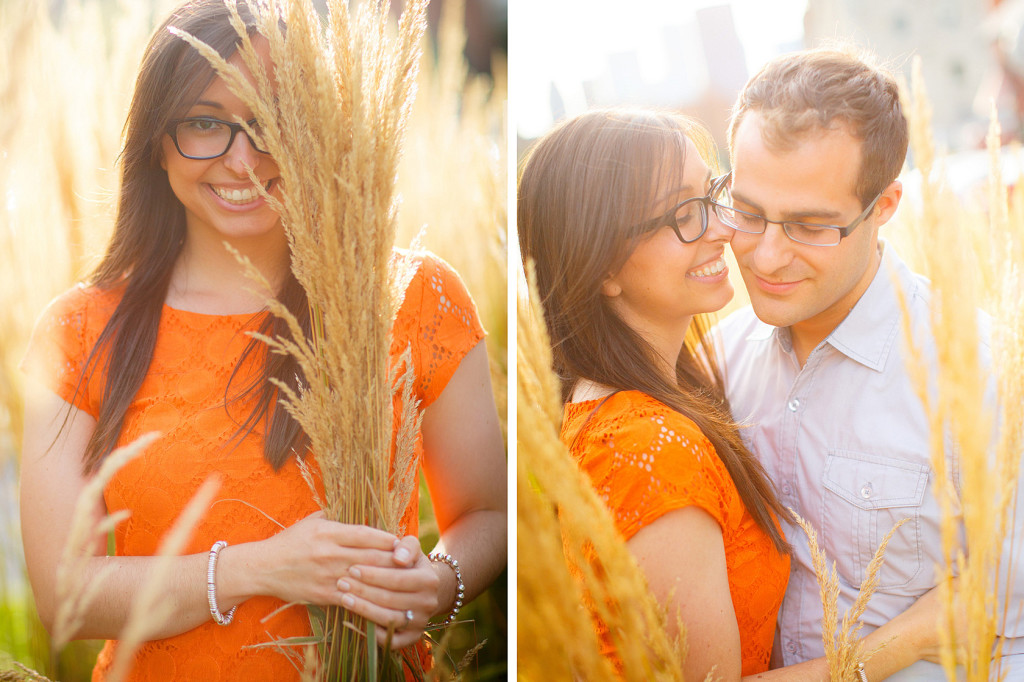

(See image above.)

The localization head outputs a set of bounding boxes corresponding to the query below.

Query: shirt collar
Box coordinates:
[825,239,919,372]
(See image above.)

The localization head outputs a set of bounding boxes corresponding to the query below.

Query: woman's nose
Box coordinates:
[222,129,262,176]
[704,206,733,242]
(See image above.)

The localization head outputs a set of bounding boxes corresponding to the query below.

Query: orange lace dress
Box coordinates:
[24,252,484,681]
[562,391,789,676]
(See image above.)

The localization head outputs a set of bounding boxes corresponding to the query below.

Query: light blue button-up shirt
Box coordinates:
[716,242,1024,678]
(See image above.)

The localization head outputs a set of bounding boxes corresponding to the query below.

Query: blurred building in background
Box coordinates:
[805,0,990,150]
[518,0,1022,160]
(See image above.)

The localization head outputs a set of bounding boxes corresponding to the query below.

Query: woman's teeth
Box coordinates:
[687,257,726,278]
[213,180,272,205]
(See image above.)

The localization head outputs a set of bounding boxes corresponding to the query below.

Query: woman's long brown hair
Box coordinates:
[73,0,308,474]
[518,108,789,554]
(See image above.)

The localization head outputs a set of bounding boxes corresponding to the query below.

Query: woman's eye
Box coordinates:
[675,203,700,225]
[187,119,222,133]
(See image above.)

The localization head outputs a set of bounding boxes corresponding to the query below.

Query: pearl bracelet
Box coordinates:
[855,660,868,682]
[207,540,236,626]
[428,552,464,626]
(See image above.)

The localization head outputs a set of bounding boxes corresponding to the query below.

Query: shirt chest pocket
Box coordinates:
[821,450,930,590]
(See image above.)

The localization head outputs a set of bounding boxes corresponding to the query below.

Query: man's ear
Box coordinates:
[874,179,902,226]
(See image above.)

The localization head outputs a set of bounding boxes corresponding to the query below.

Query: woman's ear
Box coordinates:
[600,274,622,298]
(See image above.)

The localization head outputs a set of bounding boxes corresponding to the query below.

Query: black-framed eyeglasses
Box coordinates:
[709,170,882,247]
[165,116,269,160]
[636,188,719,244]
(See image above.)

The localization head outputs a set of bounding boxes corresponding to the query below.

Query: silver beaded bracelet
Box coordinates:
[207,540,236,626]
[428,552,464,625]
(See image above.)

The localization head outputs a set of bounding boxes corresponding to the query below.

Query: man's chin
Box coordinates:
[747,297,801,329]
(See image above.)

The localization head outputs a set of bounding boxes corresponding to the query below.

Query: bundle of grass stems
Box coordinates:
[516,267,687,681]
[887,58,1024,680]
[175,0,430,678]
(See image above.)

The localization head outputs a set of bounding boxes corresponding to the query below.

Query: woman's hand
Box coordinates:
[235,512,406,610]
[334,535,440,649]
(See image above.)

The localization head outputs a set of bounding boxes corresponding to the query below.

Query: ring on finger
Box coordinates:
[403,609,414,628]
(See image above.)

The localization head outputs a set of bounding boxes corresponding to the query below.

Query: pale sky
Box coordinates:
[512,0,808,139]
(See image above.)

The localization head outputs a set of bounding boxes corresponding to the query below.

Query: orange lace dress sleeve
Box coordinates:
[562,391,789,676]
[21,251,484,682]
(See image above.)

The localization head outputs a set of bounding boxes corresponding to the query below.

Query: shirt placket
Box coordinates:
[777,338,820,664]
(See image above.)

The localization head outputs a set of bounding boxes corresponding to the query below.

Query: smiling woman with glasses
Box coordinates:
[518,108,794,678]
[18,1,506,679]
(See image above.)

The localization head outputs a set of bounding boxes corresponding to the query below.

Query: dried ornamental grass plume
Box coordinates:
[395,0,507,430]
[174,0,428,678]
[791,510,906,681]
[106,476,221,682]
[897,59,1019,680]
[0,662,53,682]
[50,432,161,651]
[517,266,686,682]
[0,0,152,461]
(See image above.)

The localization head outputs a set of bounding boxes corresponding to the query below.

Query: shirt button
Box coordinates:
[860,482,874,499]
[785,640,797,653]
[787,398,800,412]
[781,483,792,495]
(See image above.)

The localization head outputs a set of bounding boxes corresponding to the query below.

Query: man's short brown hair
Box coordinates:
[728,46,909,205]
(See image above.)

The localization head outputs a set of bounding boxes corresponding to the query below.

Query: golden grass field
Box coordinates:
[0,0,507,680]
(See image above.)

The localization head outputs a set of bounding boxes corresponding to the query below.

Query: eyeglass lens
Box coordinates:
[711,182,842,246]
[674,200,707,243]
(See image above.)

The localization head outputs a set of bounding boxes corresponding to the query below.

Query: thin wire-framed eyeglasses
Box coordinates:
[708,171,882,247]
[165,116,268,160]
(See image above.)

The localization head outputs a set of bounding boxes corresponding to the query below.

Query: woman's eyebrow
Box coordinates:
[653,169,713,203]
[191,99,226,110]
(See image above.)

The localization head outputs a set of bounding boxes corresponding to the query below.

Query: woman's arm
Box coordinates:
[420,341,507,611]
[336,340,507,648]
[628,506,744,680]
[20,381,407,641]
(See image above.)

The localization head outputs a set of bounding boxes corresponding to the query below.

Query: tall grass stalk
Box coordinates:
[894,58,1021,679]
[50,433,160,653]
[516,266,685,681]
[175,0,428,678]
[793,511,905,680]
[395,0,507,431]
[0,4,160,676]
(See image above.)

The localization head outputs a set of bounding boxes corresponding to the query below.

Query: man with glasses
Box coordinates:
[714,47,1023,677]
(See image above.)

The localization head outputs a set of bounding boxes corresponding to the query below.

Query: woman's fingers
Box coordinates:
[333,560,441,648]
[344,562,440,594]
[391,535,420,567]
[314,517,400,552]
[336,587,425,632]
[337,572,437,611]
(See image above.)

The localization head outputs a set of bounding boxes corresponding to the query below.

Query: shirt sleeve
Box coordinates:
[20,286,98,417]
[399,252,485,408]
[576,403,735,542]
